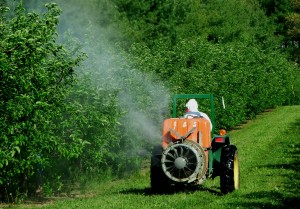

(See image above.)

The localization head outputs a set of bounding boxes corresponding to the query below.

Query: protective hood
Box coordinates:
[186,99,199,112]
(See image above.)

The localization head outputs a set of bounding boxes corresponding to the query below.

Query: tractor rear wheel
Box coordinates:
[220,145,239,194]
[150,145,170,193]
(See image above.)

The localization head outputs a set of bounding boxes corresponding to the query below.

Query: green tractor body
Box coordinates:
[151,94,239,194]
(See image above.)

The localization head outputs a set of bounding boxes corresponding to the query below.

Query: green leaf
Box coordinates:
[14,146,20,154]
[11,150,15,157]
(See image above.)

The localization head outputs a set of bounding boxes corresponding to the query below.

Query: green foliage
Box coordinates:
[115,0,300,129]
[57,75,122,175]
[126,32,299,130]
[116,0,279,49]
[0,2,84,200]
[258,0,300,62]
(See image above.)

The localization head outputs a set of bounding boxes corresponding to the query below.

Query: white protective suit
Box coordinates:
[184,99,212,131]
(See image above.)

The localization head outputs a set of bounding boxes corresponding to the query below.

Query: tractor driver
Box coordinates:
[184,99,212,131]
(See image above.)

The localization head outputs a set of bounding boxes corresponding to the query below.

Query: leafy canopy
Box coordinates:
[0,2,85,197]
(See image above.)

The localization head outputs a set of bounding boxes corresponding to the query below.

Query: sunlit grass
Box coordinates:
[2,106,300,209]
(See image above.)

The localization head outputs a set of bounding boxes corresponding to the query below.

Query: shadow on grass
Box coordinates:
[227,191,299,209]
[118,184,222,196]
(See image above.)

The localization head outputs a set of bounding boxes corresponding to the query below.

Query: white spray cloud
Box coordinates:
[24,0,171,147]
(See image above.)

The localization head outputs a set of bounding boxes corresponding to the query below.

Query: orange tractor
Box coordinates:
[150,94,239,194]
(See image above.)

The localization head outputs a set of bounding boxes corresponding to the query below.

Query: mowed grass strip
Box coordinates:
[3,105,300,209]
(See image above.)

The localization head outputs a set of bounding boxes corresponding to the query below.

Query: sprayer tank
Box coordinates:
[162,118,211,149]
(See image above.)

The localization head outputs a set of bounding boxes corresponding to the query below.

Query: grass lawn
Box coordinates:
[1,105,299,209]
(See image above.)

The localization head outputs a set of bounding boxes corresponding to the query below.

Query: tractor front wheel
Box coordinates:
[220,145,239,194]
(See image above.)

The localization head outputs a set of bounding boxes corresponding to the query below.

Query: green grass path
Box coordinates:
[3,106,300,209]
